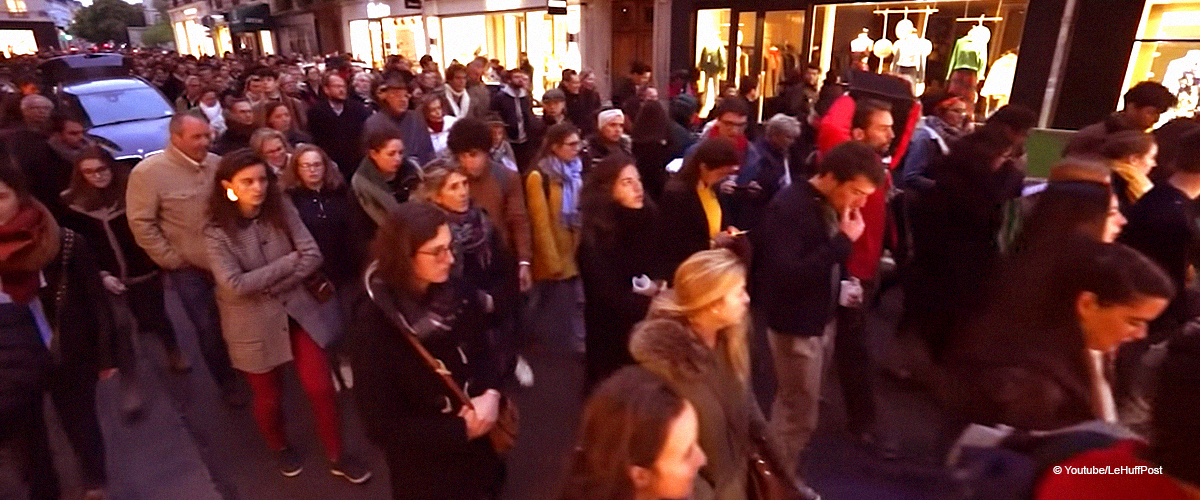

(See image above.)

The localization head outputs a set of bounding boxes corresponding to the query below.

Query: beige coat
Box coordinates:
[127,146,221,271]
[204,201,340,373]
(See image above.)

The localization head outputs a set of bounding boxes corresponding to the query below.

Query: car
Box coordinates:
[55,77,174,162]
[39,54,175,163]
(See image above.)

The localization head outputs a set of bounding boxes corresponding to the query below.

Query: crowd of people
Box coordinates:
[0,45,1198,500]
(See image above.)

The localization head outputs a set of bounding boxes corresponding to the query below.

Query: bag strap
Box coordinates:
[362,260,475,410]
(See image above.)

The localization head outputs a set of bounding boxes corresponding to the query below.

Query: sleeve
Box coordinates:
[525,171,564,276]
[266,202,324,295]
[761,201,852,287]
[502,170,533,263]
[125,166,186,270]
[351,174,390,228]
[72,233,118,371]
[576,239,652,327]
[204,225,299,297]
[901,128,937,192]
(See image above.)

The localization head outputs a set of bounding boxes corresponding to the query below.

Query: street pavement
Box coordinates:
[21,280,958,500]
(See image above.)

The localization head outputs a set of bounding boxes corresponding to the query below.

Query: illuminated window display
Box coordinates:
[438,8,579,99]
[0,30,36,57]
[350,15,426,68]
[1122,0,1200,125]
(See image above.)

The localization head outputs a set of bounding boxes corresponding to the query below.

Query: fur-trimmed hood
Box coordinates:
[628,316,715,381]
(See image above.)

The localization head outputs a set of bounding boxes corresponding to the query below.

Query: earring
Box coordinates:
[226,188,238,202]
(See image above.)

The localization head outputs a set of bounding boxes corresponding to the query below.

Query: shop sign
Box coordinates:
[405,0,420,8]
[367,1,391,19]
[228,3,270,32]
[548,0,567,15]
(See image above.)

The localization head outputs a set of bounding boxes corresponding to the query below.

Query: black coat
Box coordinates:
[0,228,116,418]
[1119,183,1199,333]
[212,121,255,155]
[286,185,370,286]
[3,129,71,221]
[658,178,725,279]
[577,206,664,389]
[61,202,159,281]
[490,87,541,145]
[563,88,600,137]
[632,139,674,202]
[307,99,372,181]
[751,182,850,337]
[349,275,503,499]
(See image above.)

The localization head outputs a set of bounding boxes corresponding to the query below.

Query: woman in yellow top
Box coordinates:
[526,122,588,353]
[658,137,742,278]
[1100,130,1157,213]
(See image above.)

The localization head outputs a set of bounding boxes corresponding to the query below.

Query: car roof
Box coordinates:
[61,77,153,95]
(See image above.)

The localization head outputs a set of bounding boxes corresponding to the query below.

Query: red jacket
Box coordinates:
[816,94,920,280]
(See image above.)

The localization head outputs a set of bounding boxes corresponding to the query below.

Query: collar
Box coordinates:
[167,145,205,170]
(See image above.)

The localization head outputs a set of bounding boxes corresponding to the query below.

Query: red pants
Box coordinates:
[242,322,342,461]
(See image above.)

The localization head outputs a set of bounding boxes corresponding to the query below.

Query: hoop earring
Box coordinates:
[226,188,238,202]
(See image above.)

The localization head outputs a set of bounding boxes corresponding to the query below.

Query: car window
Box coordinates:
[76,86,172,126]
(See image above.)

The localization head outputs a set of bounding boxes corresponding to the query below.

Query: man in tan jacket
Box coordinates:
[126,111,243,405]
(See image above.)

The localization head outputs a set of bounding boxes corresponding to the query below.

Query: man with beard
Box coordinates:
[307,73,372,181]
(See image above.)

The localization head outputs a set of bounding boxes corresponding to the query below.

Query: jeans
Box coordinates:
[166,267,235,388]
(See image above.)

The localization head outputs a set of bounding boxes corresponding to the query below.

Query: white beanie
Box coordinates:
[598,109,625,129]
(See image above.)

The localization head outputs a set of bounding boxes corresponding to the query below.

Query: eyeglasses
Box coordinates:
[298,162,324,172]
[416,245,453,260]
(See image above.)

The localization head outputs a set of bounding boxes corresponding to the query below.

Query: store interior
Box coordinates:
[1123,0,1200,125]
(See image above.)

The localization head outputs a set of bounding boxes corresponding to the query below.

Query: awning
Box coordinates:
[228,3,271,33]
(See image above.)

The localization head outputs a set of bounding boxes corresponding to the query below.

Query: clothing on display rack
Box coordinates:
[1162,50,1200,120]
[891,19,933,83]
[946,24,991,79]
[851,31,874,53]
[980,52,1018,100]
[698,44,727,117]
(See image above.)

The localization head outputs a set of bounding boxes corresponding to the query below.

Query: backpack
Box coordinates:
[947,420,1141,500]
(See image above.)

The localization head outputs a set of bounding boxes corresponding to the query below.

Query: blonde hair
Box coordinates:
[649,249,750,381]
[417,158,466,204]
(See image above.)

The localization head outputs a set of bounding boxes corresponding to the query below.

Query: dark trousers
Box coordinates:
[835,280,878,435]
[166,267,235,388]
[113,274,181,373]
[511,140,537,175]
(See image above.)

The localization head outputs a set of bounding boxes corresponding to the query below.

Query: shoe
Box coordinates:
[330,456,372,484]
[796,482,821,500]
[165,346,192,373]
[83,487,106,500]
[278,447,304,477]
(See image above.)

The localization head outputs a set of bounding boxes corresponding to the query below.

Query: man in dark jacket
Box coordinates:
[752,140,885,472]
[363,73,437,167]
[307,73,372,182]
[1066,81,1175,156]
[212,98,256,155]
[490,68,541,173]
[733,113,801,231]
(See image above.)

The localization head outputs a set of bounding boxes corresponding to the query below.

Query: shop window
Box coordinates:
[1122,1,1200,125]
[809,0,1026,111]
[695,8,730,117]
[0,29,36,56]
[5,0,26,16]
[761,11,806,101]
[438,10,577,99]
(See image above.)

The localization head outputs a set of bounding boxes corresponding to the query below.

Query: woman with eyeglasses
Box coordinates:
[526,122,588,353]
[205,148,371,483]
[60,146,190,417]
[349,201,506,500]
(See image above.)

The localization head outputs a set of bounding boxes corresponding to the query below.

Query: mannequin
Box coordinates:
[946,22,991,79]
[891,18,933,89]
[850,30,874,53]
[697,32,727,117]
[1162,50,1200,120]
[981,50,1019,113]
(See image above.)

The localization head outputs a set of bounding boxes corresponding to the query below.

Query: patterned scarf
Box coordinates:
[446,206,492,278]
[545,156,584,228]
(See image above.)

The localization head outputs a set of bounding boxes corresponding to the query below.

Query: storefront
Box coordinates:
[1122,0,1200,126]
[677,0,1030,117]
[227,3,276,57]
[274,12,320,58]
[433,6,581,97]
[344,1,425,68]
[169,2,217,57]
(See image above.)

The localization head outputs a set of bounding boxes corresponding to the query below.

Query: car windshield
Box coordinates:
[77,86,172,126]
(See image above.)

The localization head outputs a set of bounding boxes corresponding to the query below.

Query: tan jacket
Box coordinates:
[126,146,221,271]
[204,202,338,374]
[525,170,578,281]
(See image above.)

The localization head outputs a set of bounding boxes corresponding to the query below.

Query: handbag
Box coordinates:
[746,434,803,500]
[363,264,519,455]
[303,271,335,303]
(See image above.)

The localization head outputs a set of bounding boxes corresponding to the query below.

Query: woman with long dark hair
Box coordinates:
[630,100,676,201]
[658,136,741,277]
[352,126,423,228]
[577,154,664,390]
[560,366,706,500]
[61,146,191,419]
[205,148,370,483]
[950,239,1174,430]
[350,201,506,500]
[526,122,587,352]
[257,100,312,147]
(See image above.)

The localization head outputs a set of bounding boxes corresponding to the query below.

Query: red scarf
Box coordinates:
[705,126,749,159]
[429,120,445,133]
[0,204,57,304]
